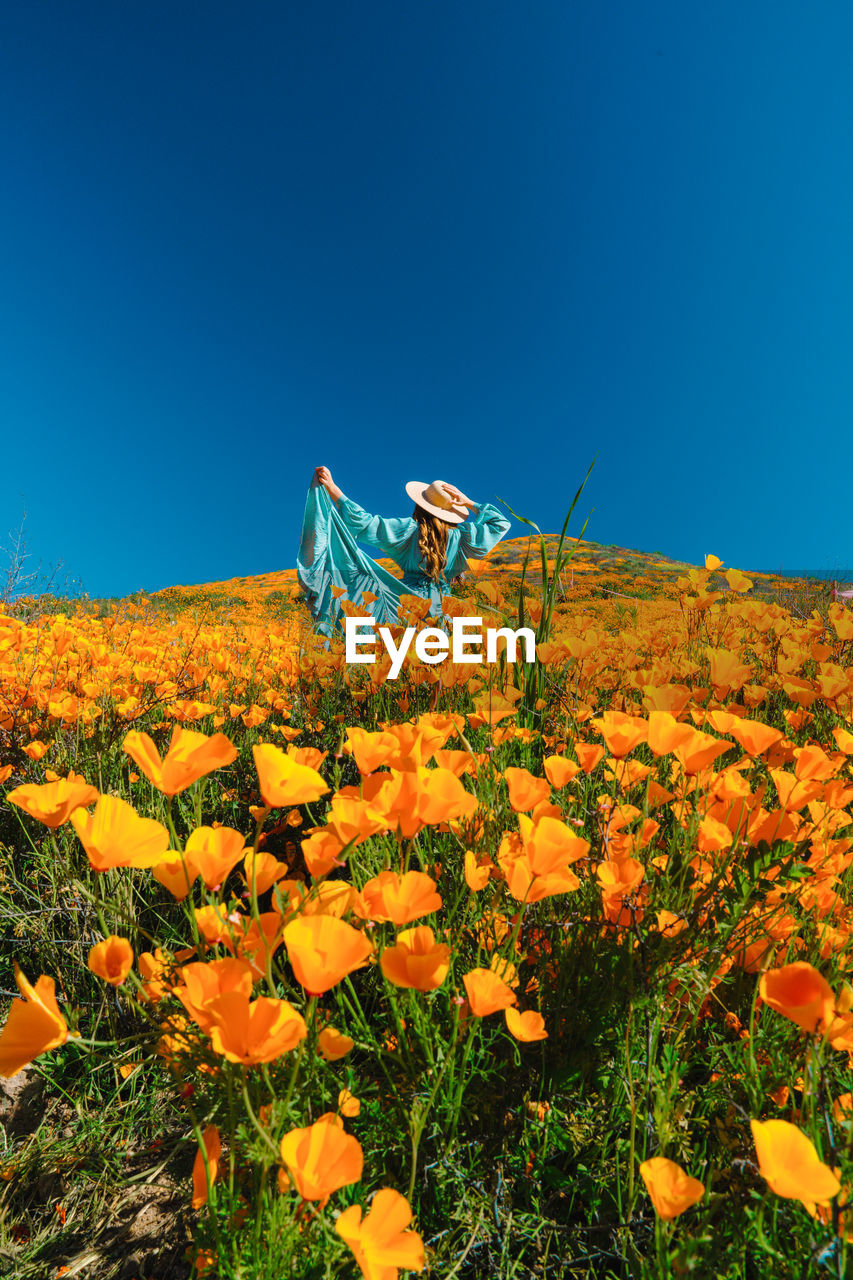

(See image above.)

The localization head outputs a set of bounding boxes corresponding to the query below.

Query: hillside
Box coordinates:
[148,534,806,615]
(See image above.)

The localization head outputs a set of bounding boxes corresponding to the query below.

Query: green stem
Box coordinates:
[241,1073,280,1160]
[281,997,316,1115]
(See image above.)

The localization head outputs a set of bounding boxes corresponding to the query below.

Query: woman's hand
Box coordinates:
[443,483,476,510]
[314,466,343,501]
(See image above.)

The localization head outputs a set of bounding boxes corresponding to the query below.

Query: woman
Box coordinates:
[297,466,511,637]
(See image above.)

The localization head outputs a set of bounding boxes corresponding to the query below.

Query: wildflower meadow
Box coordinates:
[2,495,853,1278]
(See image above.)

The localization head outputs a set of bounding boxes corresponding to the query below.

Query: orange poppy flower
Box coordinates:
[151,854,200,901]
[367,772,424,839]
[503,767,551,812]
[70,796,170,871]
[317,1026,354,1061]
[823,986,853,1052]
[832,726,853,755]
[574,742,605,774]
[759,963,835,1034]
[543,755,580,788]
[287,745,329,771]
[241,704,269,729]
[501,849,581,903]
[464,851,492,891]
[496,820,584,903]
[336,1188,425,1279]
[380,927,451,992]
[283,916,372,995]
[645,711,696,758]
[463,968,517,1016]
[194,904,232,945]
[88,936,134,987]
[706,648,753,697]
[432,748,475,777]
[325,793,390,847]
[656,911,687,938]
[750,1119,841,1204]
[358,871,442,924]
[206,992,307,1065]
[489,954,518,987]
[338,1089,361,1117]
[415,767,478,825]
[253,744,330,808]
[192,1126,221,1209]
[647,780,675,809]
[344,727,398,774]
[830,603,853,641]
[725,568,753,593]
[597,857,645,900]
[794,744,838,783]
[639,1157,705,1219]
[223,911,285,980]
[834,1093,853,1124]
[370,767,476,839]
[520,815,589,875]
[467,691,518,729]
[7,773,99,828]
[291,881,358,920]
[504,1007,548,1042]
[725,719,784,758]
[243,849,289,895]
[770,770,823,813]
[300,829,347,878]
[590,711,648,758]
[642,684,692,717]
[279,1115,363,1205]
[272,724,302,743]
[138,948,177,1003]
[123,726,237,796]
[695,814,733,854]
[674,729,731,775]
[175,958,255,1032]
[0,963,69,1078]
[184,825,245,889]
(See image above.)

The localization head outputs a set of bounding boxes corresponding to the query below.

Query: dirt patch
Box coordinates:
[2,1136,194,1280]
[0,1069,45,1140]
[50,1171,192,1280]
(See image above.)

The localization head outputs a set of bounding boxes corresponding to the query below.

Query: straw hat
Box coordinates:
[405,480,468,525]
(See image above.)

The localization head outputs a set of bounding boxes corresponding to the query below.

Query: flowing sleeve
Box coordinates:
[452,502,512,566]
[296,483,412,636]
[334,495,415,557]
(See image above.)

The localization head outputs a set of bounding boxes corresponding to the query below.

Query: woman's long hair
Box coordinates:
[413,506,450,583]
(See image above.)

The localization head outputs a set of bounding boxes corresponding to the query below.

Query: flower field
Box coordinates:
[2,524,853,1279]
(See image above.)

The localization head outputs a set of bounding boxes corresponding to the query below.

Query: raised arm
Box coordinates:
[314,465,343,503]
[456,500,512,559]
[312,466,412,555]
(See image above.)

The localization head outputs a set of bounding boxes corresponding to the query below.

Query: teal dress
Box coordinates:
[297,483,511,637]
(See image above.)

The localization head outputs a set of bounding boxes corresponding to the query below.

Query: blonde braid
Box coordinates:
[413,507,450,583]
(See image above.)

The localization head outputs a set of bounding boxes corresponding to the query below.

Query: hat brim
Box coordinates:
[405,480,467,525]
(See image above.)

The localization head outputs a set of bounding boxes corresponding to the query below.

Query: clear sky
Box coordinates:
[3,3,853,598]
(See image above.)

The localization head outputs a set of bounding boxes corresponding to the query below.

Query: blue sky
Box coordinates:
[3,3,853,597]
